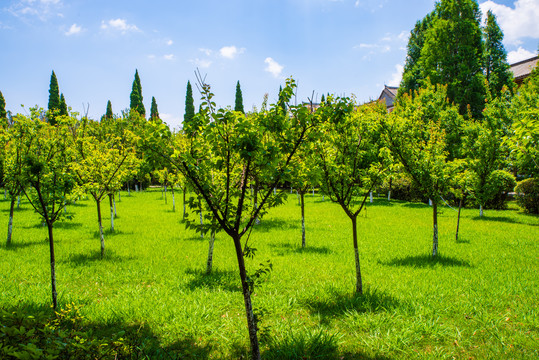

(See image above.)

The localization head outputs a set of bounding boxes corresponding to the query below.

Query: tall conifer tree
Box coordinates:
[59,93,68,116]
[234,81,245,113]
[105,100,113,120]
[483,10,514,97]
[150,96,160,121]
[184,81,195,126]
[130,70,145,115]
[0,91,6,120]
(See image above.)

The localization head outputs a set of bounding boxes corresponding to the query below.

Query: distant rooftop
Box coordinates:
[510,55,538,84]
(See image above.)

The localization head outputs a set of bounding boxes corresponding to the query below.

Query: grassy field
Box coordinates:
[1,188,538,359]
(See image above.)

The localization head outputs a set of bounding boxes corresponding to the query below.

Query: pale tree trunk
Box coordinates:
[479,204,483,217]
[108,194,114,232]
[388,178,392,201]
[17,195,21,209]
[351,216,363,294]
[369,191,373,203]
[432,202,438,257]
[296,190,300,206]
[182,187,187,220]
[46,221,58,309]
[233,235,261,360]
[113,195,117,217]
[172,187,176,212]
[312,187,315,196]
[135,184,139,192]
[164,184,167,204]
[206,228,216,274]
[127,182,131,195]
[7,196,15,246]
[456,199,462,242]
[96,199,105,258]
[301,192,306,248]
[254,186,260,225]
[274,187,276,195]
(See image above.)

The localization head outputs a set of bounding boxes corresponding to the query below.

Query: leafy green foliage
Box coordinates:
[0,90,6,120]
[515,178,539,214]
[483,10,515,97]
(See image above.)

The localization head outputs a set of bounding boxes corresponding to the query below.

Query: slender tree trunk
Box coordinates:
[232,235,261,360]
[172,187,176,212]
[128,182,131,195]
[199,199,204,239]
[135,184,139,192]
[388,178,392,201]
[370,191,373,203]
[206,228,216,274]
[351,216,363,294]
[479,204,483,217]
[254,186,260,225]
[432,202,438,257]
[118,191,121,202]
[296,190,300,206]
[108,194,114,232]
[7,196,15,246]
[46,221,58,309]
[456,198,462,242]
[312,187,315,196]
[301,192,306,248]
[17,195,21,209]
[164,184,167,204]
[113,195,117,217]
[183,187,186,220]
[96,199,105,258]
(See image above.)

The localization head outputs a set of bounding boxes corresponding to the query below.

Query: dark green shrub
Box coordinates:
[483,170,517,210]
[515,178,539,214]
[379,174,427,202]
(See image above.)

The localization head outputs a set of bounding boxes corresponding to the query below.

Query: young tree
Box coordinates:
[18,109,78,309]
[130,70,145,116]
[382,83,463,257]
[150,96,160,121]
[145,77,315,360]
[507,66,539,177]
[483,10,515,97]
[184,80,195,127]
[72,117,139,258]
[316,99,388,294]
[59,93,68,116]
[235,80,245,113]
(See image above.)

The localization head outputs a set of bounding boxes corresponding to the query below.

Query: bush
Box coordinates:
[515,178,539,214]
[0,304,130,360]
[379,174,427,203]
[483,170,517,210]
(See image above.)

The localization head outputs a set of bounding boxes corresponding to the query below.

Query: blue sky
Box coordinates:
[1,0,538,130]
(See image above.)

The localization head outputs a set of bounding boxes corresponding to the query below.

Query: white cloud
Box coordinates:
[101,18,139,34]
[480,0,539,46]
[190,58,212,68]
[166,39,173,46]
[163,54,175,61]
[264,57,284,78]
[507,47,536,63]
[199,48,212,56]
[65,23,81,36]
[9,0,63,21]
[219,45,244,59]
[387,64,404,87]
[160,113,182,131]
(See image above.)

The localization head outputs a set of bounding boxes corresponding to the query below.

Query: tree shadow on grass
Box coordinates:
[301,288,404,325]
[1,206,31,213]
[24,221,83,230]
[471,215,538,226]
[254,218,297,232]
[92,229,133,238]
[262,328,340,360]
[5,239,46,251]
[184,268,241,292]
[63,250,135,265]
[0,302,212,360]
[379,254,472,268]
[269,242,332,255]
[402,202,429,209]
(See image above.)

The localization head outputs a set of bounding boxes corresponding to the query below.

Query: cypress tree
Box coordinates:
[184,81,195,126]
[105,100,113,120]
[419,0,486,118]
[150,96,160,121]
[320,94,325,103]
[59,93,68,116]
[483,10,514,97]
[0,91,6,120]
[234,81,245,113]
[130,70,145,116]
[48,71,61,124]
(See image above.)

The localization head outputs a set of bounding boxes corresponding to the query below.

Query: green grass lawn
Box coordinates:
[1,189,538,359]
